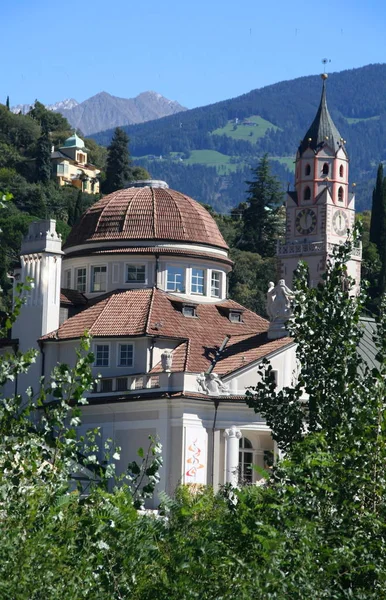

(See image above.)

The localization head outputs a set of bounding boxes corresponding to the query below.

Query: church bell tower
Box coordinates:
[277,74,361,288]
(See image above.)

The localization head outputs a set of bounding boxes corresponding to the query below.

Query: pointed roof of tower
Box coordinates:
[299,75,345,156]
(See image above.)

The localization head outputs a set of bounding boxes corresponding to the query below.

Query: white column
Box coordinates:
[224,426,241,486]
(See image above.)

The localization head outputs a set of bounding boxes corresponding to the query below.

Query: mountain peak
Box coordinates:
[54,91,187,135]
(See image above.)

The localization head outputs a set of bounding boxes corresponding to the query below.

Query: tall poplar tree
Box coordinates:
[35,127,52,184]
[103,127,131,194]
[370,163,384,250]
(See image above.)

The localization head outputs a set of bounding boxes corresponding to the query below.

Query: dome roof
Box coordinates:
[62,133,85,149]
[64,186,228,251]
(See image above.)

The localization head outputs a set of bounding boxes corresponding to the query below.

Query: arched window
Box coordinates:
[322,163,329,175]
[304,186,311,201]
[339,165,344,177]
[239,437,253,484]
[305,164,311,176]
[338,186,344,202]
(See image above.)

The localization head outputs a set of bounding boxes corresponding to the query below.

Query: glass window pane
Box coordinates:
[211,271,221,297]
[92,266,106,292]
[95,344,109,367]
[126,265,146,283]
[64,270,71,288]
[191,268,204,294]
[119,344,134,367]
[166,266,185,292]
[76,268,86,293]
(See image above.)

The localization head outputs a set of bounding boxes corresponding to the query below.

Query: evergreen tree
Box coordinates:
[68,190,83,227]
[35,128,52,183]
[237,154,283,256]
[5,96,10,111]
[103,127,131,194]
[369,163,384,249]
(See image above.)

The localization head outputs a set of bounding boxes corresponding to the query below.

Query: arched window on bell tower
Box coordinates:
[339,165,344,177]
[305,164,311,176]
[304,186,311,201]
[322,163,329,175]
[338,186,344,202]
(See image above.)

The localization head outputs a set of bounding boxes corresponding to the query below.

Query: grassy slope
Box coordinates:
[212,115,280,143]
[344,115,380,125]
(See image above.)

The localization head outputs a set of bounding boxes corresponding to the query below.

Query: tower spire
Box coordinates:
[299,73,345,157]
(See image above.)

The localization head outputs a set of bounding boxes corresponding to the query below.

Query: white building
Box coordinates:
[6,76,359,505]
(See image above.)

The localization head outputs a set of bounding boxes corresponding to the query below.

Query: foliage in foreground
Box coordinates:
[2,237,386,598]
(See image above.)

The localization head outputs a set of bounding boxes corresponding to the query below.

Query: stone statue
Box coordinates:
[196,372,230,396]
[196,372,209,394]
[266,281,275,320]
[267,279,294,322]
[211,373,230,395]
[161,350,173,372]
[267,279,294,340]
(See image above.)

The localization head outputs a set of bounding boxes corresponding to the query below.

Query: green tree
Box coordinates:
[28,100,70,133]
[228,249,276,315]
[103,127,131,193]
[370,164,384,248]
[358,210,381,310]
[5,96,10,110]
[35,128,52,183]
[237,154,284,256]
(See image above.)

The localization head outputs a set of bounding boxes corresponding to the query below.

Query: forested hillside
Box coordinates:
[0,102,105,304]
[92,63,386,212]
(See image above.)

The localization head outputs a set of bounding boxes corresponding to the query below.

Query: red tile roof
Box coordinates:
[42,289,293,375]
[60,288,88,306]
[64,187,228,251]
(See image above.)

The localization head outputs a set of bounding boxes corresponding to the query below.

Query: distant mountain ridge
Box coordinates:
[11,91,187,136]
[11,98,79,115]
[59,91,187,136]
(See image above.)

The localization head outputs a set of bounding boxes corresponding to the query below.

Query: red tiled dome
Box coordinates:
[64,187,228,250]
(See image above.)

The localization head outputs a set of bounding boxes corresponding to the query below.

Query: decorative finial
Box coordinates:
[321,58,331,80]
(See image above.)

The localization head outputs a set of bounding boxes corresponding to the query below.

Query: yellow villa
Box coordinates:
[51,133,100,194]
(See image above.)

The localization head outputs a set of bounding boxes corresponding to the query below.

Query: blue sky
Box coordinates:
[2,0,385,108]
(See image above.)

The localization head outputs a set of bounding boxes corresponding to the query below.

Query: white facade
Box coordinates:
[8,209,296,506]
[8,79,361,504]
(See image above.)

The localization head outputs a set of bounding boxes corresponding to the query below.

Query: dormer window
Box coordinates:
[322,163,329,175]
[182,304,197,318]
[304,186,311,201]
[305,164,311,176]
[229,310,243,323]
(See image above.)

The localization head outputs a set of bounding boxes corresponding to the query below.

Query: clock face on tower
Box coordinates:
[295,208,317,235]
[332,209,349,236]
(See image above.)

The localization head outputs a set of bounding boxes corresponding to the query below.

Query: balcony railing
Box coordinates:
[93,374,161,394]
[90,372,187,396]
[277,240,362,260]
